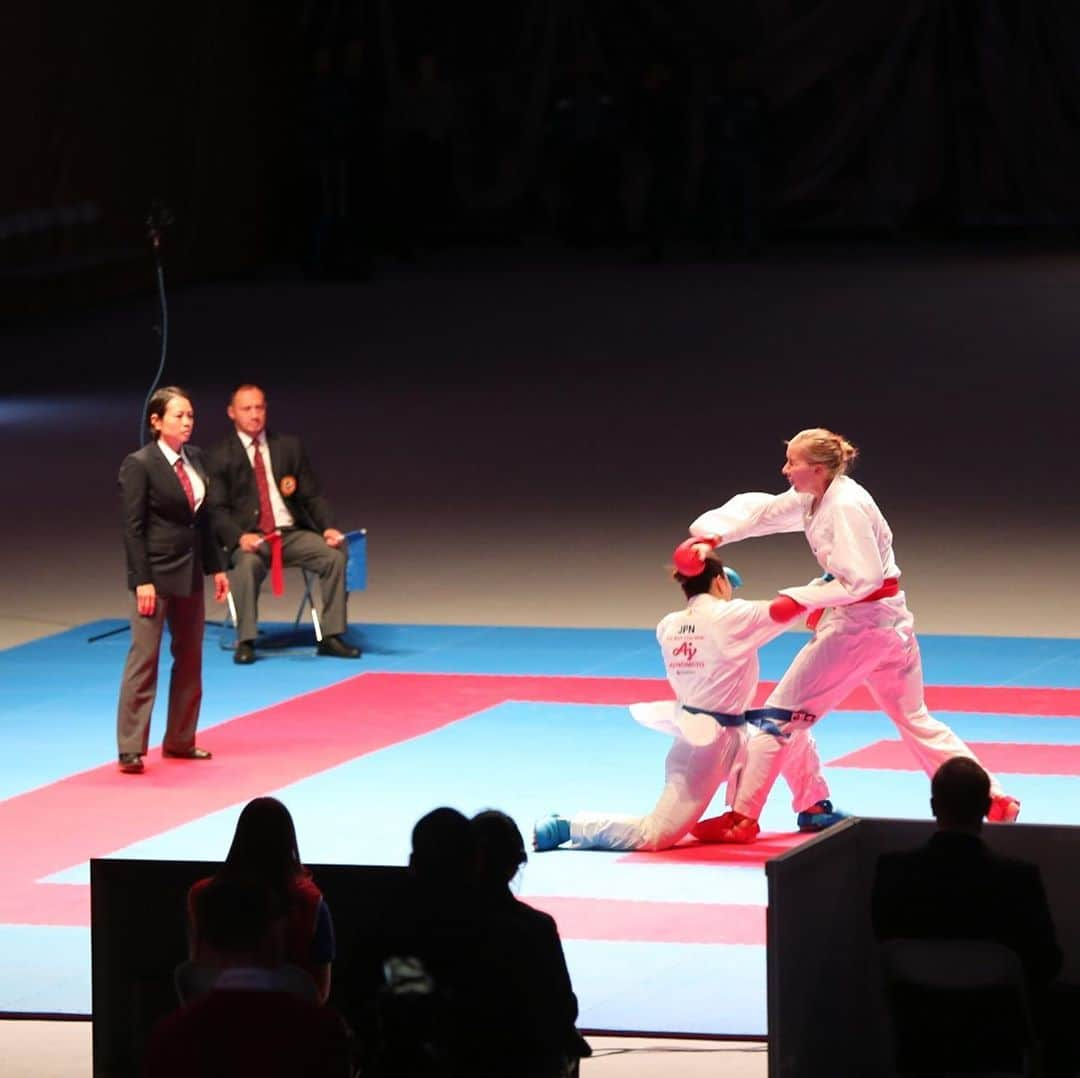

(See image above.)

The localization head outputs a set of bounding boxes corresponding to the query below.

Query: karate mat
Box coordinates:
[1,620,1079,1034]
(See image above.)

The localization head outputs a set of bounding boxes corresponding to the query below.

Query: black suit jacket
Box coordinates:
[119,442,224,596]
[206,431,335,554]
[872,830,1063,988]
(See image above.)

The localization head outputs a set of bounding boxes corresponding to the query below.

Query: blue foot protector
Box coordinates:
[796,800,850,832]
[533,814,571,851]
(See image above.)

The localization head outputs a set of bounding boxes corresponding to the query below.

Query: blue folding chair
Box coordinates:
[293,527,367,641]
[220,528,367,649]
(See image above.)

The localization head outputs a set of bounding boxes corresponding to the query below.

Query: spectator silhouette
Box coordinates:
[471,810,590,1078]
[549,62,623,247]
[629,59,687,261]
[350,807,589,1077]
[187,797,336,1004]
[873,758,1060,984]
[391,52,462,253]
[304,45,354,279]
[343,807,485,1077]
[144,877,351,1077]
[873,758,1065,1073]
[700,81,766,257]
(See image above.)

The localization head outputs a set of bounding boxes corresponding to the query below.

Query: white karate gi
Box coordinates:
[691,476,1004,818]
[569,593,829,851]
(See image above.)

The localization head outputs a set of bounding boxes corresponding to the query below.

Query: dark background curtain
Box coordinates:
[4,0,1079,314]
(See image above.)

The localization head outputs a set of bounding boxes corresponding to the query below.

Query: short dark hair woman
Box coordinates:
[115,386,229,773]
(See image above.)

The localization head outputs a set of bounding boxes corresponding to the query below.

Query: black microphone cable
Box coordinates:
[139,201,174,445]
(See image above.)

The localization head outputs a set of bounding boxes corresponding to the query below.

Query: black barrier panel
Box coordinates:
[90,858,409,1078]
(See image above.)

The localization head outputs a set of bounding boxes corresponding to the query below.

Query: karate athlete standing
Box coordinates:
[688,427,1020,844]
[533,544,841,852]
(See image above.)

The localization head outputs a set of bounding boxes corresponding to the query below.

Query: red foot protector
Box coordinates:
[987,795,1021,822]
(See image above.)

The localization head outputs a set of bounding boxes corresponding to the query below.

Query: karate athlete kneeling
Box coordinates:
[533,543,842,853]
[688,427,1020,844]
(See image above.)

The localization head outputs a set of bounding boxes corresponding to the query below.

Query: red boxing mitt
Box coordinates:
[769,595,807,623]
[673,537,717,577]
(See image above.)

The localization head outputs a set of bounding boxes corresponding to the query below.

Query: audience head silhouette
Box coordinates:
[193,876,285,966]
[410,807,475,885]
[930,758,991,833]
[224,797,307,894]
[472,809,527,889]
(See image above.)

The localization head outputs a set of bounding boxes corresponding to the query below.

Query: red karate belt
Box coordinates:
[806,576,900,630]
[264,532,284,596]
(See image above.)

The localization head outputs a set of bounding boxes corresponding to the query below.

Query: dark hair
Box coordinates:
[145,385,190,439]
[931,758,991,827]
[471,809,526,888]
[674,550,728,599]
[410,807,475,884]
[229,382,265,404]
[221,797,308,897]
[194,876,284,954]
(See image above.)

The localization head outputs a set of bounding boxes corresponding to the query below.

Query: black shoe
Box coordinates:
[234,640,256,665]
[118,753,144,774]
[317,634,362,659]
[162,746,213,760]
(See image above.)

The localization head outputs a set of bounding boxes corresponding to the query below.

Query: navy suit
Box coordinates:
[116,441,224,756]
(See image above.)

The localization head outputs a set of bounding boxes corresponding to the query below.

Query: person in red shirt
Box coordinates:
[188,797,335,1003]
[144,877,351,1078]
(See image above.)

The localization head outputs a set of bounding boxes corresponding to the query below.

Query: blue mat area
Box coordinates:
[1,621,1079,1029]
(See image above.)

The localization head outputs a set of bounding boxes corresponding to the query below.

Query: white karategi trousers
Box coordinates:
[570,702,829,851]
[732,593,1005,818]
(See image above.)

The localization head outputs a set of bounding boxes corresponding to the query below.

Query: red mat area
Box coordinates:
[3,671,1076,927]
[831,740,1080,776]
[836,684,1080,718]
[529,896,766,945]
[619,831,814,865]
[0,673,667,925]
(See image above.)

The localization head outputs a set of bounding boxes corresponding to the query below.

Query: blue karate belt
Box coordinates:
[744,706,817,739]
[682,705,746,727]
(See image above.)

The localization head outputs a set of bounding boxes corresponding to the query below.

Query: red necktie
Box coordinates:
[251,441,275,535]
[251,439,284,595]
[174,457,195,511]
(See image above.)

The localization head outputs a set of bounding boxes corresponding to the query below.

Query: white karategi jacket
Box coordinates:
[690,476,900,612]
[631,593,790,746]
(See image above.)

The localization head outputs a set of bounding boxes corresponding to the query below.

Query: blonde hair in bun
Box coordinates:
[787,428,859,478]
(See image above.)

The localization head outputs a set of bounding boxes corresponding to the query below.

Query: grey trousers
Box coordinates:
[229,528,348,643]
[116,588,205,756]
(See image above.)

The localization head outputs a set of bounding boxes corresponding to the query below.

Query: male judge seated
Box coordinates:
[207,384,360,664]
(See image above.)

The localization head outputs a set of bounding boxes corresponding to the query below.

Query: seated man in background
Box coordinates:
[207,383,360,664]
[142,877,351,1077]
[873,757,1060,985]
[873,758,1065,1073]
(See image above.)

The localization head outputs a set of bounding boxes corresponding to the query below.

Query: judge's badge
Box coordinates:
[279,475,297,496]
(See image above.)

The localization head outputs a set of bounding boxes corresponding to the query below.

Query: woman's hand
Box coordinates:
[135,583,157,617]
[213,573,230,602]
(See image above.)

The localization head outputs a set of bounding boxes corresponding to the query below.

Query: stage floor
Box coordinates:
[3,250,1080,1038]
[2,619,1078,1034]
